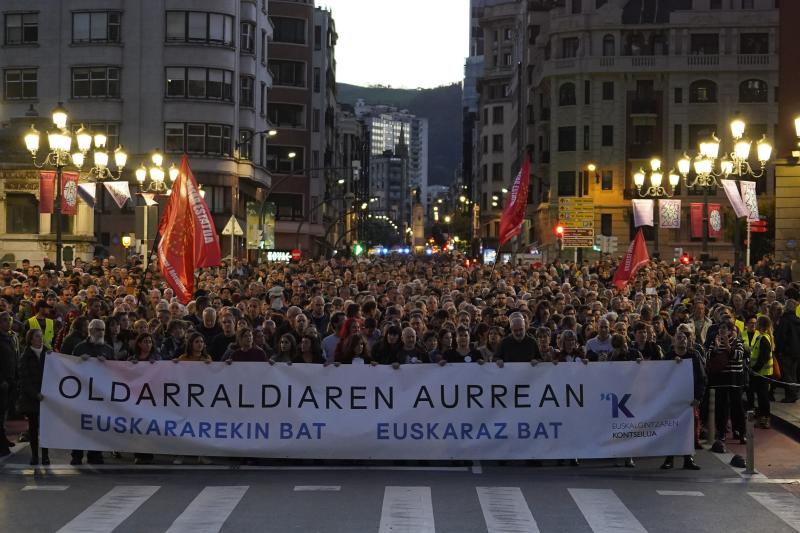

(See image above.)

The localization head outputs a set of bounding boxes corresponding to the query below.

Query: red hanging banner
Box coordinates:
[707,203,722,239]
[39,171,55,214]
[690,203,704,239]
[60,172,79,215]
[498,155,530,246]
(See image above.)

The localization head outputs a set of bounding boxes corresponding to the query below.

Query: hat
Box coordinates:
[10,279,21,287]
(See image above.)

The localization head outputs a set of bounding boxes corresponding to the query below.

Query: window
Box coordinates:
[482,136,488,154]
[261,30,267,63]
[313,67,320,92]
[238,129,253,160]
[240,22,255,53]
[6,194,38,234]
[602,34,615,56]
[503,53,512,66]
[558,171,576,196]
[561,37,579,58]
[710,0,722,8]
[690,33,719,55]
[271,193,303,220]
[584,80,591,105]
[269,60,305,87]
[633,125,655,145]
[674,124,682,149]
[503,28,512,41]
[739,79,768,103]
[601,172,613,191]
[72,12,120,43]
[601,213,612,235]
[492,163,503,182]
[260,82,266,116]
[558,126,576,151]
[5,13,37,44]
[689,80,717,103]
[674,87,683,103]
[602,81,614,100]
[240,75,254,107]
[601,125,613,146]
[269,103,305,128]
[272,17,306,44]
[312,108,320,132]
[583,125,590,150]
[314,24,321,49]
[572,0,582,13]
[164,122,232,156]
[492,134,503,152]
[71,67,120,98]
[165,11,234,46]
[559,83,576,106]
[483,108,488,124]
[201,186,229,215]
[492,106,504,124]
[165,67,233,101]
[740,33,768,54]
[689,124,717,149]
[266,146,302,173]
[4,69,37,99]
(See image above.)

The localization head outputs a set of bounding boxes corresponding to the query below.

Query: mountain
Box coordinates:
[337,82,462,186]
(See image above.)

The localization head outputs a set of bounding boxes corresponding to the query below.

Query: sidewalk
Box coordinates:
[771,388,800,440]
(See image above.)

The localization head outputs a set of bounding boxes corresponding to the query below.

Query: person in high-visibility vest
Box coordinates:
[749,315,774,429]
[741,317,758,353]
[26,301,55,350]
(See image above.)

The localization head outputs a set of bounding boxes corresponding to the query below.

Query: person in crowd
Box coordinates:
[321,312,346,362]
[296,333,325,364]
[372,325,402,365]
[748,315,775,428]
[160,320,187,361]
[494,316,537,363]
[129,332,160,364]
[229,327,268,363]
[0,311,18,457]
[585,318,613,361]
[707,320,747,444]
[337,334,373,365]
[197,307,222,347]
[532,326,558,362]
[17,329,48,465]
[105,316,128,360]
[774,299,800,403]
[443,326,483,364]
[557,330,587,363]
[209,314,237,361]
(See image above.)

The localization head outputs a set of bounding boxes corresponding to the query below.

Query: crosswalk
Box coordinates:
[18,484,800,532]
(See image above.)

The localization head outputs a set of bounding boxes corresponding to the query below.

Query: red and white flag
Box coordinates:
[612,228,650,290]
[157,155,221,303]
[61,172,79,215]
[498,156,530,246]
[39,172,55,214]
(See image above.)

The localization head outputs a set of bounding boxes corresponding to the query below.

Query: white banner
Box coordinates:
[631,199,654,227]
[721,179,748,219]
[41,354,694,460]
[740,180,760,222]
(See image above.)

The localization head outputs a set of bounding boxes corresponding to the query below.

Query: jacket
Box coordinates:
[72,340,115,359]
[0,331,19,384]
[16,346,47,415]
[775,309,800,361]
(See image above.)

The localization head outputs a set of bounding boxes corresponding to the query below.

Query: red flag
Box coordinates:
[39,171,55,214]
[690,203,704,239]
[708,203,723,238]
[498,156,530,246]
[61,172,79,215]
[612,228,650,290]
[157,155,221,303]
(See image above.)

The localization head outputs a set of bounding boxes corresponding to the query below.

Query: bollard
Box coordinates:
[707,388,716,444]
[745,410,756,475]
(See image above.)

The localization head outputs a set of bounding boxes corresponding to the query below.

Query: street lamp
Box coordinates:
[23,103,127,269]
[633,157,680,257]
[677,118,773,254]
[135,149,178,194]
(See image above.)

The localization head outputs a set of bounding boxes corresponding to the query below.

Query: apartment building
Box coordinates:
[0,0,274,264]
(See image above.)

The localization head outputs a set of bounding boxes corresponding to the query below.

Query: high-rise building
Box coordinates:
[0,0,275,264]
[469,0,779,262]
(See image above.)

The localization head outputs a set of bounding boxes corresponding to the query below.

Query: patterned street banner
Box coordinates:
[140,193,158,207]
[708,203,723,239]
[103,181,131,209]
[41,353,694,460]
[720,179,748,218]
[658,199,681,229]
[39,171,55,214]
[61,172,79,215]
[740,180,760,221]
[631,199,654,227]
[77,183,97,209]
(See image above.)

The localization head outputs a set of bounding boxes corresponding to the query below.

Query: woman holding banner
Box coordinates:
[17,329,49,465]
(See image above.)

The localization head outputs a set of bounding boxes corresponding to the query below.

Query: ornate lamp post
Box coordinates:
[23,103,127,269]
[633,158,680,258]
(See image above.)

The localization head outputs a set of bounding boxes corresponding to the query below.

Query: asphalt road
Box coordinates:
[2,446,799,533]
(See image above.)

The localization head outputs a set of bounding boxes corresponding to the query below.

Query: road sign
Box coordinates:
[562,227,594,248]
[222,215,245,236]
[558,197,594,229]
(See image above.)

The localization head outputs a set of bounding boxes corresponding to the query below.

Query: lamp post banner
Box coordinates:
[40,353,694,460]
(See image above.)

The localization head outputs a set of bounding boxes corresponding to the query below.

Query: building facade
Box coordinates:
[0,0,275,265]
[470,0,780,263]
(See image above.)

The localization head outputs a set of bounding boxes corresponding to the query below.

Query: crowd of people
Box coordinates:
[0,252,797,469]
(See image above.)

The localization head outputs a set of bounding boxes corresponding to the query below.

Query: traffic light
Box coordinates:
[555,224,564,251]
[750,219,768,233]
[352,242,364,256]
[680,252,692,265]
[555,224,565,236]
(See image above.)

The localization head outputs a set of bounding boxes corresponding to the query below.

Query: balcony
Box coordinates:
[687,54,719,67]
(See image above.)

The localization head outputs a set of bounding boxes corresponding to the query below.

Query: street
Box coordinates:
[2,431,800,533]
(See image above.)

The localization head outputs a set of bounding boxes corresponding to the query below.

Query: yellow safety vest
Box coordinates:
[28,316,55,349]
[741,329,757,352]
[735,319,745,337]
[750,332,774,376]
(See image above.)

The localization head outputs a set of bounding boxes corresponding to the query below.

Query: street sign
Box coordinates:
[562,227,595,248]
[222,215,245,236]
[558,197,595,229]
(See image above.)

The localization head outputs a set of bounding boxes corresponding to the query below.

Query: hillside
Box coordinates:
[337,82,462,186]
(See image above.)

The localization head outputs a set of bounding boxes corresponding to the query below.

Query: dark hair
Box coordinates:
[632,321,648,333]
[345,303,360,318]
[182,332,208,358]
[384,324,401,341]
[133,333,156,358]
[337,333,371,364]
[297,333,323,363]
[278,333,298,356]
[364,317,377,330]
